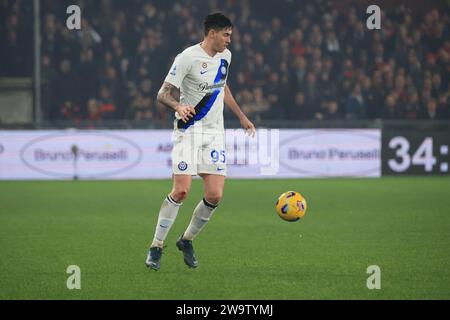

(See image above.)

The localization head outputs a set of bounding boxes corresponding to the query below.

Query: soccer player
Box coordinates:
[145,13,256,270]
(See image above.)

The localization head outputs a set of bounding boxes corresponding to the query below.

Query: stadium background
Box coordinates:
[1,0,449,300]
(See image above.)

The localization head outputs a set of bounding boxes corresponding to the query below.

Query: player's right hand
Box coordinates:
[175,104,196,123]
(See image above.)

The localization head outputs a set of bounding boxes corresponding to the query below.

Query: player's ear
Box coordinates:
[209,29,216,38]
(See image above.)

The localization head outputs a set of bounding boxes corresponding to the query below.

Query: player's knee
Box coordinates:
[171,188,190,202]
[204,191,222,206]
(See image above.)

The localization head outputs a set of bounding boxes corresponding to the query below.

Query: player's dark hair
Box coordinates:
[204,12,233,36]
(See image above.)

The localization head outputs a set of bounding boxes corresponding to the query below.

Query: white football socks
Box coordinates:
[183,198,218,241]
[151,195,182,248]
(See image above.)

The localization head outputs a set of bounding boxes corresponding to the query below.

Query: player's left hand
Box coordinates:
[240,116,256,138]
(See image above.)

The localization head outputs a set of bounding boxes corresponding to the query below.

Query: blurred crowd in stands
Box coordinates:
[1,0,449,126]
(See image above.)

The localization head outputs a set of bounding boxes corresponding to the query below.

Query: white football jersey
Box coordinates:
[164,43,232,134]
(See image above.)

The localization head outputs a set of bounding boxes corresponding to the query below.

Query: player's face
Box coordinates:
[213,28,232,53]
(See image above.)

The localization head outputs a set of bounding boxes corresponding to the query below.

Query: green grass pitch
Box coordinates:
[1,177,449,299]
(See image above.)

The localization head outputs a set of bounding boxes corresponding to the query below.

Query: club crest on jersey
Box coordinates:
[202,62,208,69]
[178,161,188,171]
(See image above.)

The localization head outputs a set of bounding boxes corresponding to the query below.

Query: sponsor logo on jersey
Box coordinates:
[198,82,225,91]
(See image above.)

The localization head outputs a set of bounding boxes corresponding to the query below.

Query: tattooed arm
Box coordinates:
[157,82,195,123]
[157,82,180,110]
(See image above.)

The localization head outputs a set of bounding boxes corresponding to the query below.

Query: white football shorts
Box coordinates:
[172,130,227,176]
